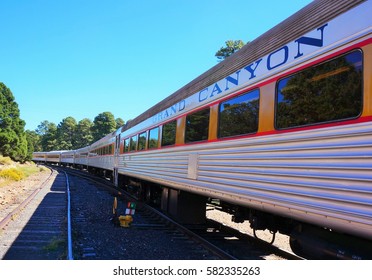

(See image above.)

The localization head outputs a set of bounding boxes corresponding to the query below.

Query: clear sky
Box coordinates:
[0,0,312,130]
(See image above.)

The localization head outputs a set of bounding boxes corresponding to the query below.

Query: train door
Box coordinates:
[113,134,121,186]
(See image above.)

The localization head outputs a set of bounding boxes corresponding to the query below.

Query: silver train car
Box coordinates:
[74,146,90,169]
[33,0,372,259]
[45,151,62,164]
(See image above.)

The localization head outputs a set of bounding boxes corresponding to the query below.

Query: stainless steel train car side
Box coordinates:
[44,151,62,164]
[32,152,46,163]
[61,150,75,166]
[119,121,372,240]
[74,146,90,168]
[86,130,118,178]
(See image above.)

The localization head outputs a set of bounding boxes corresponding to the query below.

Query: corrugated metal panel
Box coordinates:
[89,156,115,170]
[118,121,372,239]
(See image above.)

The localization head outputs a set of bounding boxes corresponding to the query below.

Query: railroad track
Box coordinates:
[64,167,231,260]
[0,169,72,260]
[0,165,303,260]
[61,166,303,260]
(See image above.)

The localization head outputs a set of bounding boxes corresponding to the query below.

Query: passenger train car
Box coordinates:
[33,0,372,259]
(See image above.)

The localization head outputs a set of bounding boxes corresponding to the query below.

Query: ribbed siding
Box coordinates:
[89,156,115,170]
[122,152,188,179]
[118,121,372,238]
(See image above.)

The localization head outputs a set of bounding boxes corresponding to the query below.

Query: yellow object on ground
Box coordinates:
[119,215,133,227]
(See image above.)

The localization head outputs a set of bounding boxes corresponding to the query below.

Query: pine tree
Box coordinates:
[74,118,93,148]
[0,82,28,162]
[92,112,117,142]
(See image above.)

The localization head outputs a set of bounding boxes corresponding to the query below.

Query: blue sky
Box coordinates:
[0,0,312,130]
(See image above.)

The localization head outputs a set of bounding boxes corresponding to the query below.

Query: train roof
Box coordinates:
[122,0,365,132]
[89,128,119,149]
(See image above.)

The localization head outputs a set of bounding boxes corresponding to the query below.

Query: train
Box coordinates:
[33,0,372,259]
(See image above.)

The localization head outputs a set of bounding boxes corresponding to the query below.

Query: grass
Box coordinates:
[0,155,13,165]
[0,168,25,181]
[43,237,66,252]
[0,156,48,187]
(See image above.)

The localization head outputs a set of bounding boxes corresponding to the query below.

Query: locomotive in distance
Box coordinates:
[34,0,372,259]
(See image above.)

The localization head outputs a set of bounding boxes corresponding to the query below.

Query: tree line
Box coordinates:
[0,82,124,162]
[30,113,124,153]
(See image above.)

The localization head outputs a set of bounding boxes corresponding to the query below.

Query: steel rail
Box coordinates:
[0,168,54,230]
[64,171,74,260]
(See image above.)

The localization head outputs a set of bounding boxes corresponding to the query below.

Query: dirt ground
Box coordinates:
[0,170,51,221]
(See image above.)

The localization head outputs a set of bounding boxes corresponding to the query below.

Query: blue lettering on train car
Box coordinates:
[198,23,328,104]
[295,24,328,58]
[267,46,289,70]
[152,100,186,122]
[158,23,328,123]
[225,70,241,90]
[244,59,262,79]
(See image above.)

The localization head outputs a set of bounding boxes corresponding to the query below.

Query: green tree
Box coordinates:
[74,118,93,148]
[36,121,58,151]
[25,130,41,159]
[215,40,245,61]
[92,112,117,142]
[56,117,77,150]
[115,117,125,129]
[0,82,28,162]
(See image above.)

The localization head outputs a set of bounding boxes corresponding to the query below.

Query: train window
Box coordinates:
[276,50,363,129]
[218,89,260,138]
[124,138,130,153]
[130,135,138,151]
[148,127,159,149]
[185,108,210,143]
[138,132,147,151]
[161,120,177,147]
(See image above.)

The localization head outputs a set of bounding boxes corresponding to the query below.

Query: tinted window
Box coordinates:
[124,138,130,153]
[219,89,259,138]
[148,127,159,149]
[138,132,147,151]
[276,50,363,129]
[130,135,137,151]
[185,108,210,143]
[162,120,177,146]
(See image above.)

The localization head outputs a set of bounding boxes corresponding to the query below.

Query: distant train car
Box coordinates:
[32,152,46,163]
[87,129,119,179]
[46,151,62,165]
[74,146,90,170]
[61,150,75,166]
[44,151,62,165]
